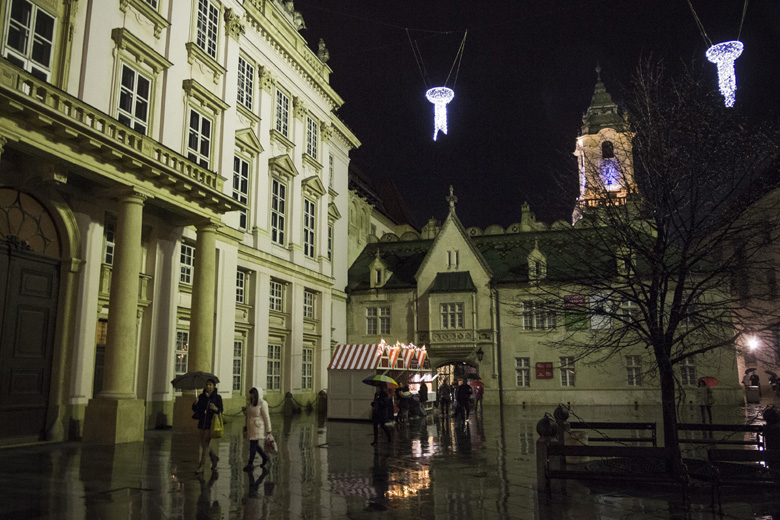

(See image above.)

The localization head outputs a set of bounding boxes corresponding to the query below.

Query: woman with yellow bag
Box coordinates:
[192,378,223,473]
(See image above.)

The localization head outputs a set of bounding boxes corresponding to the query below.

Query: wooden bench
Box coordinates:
[707,448,780,514]
[568,421,657,446]
[678,423,764,449]
[545,443,688,502]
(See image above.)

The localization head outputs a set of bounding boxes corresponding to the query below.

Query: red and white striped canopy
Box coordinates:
[327,344,383,370]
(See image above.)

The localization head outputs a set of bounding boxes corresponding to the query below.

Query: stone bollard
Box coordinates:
[763,406,780,468]
[554,403,570,447]
[317,390,328,414]
[282,391,300,417]
[537,413,559,496]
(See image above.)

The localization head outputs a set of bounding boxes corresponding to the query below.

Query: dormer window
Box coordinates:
[528,242,547,281]
[375,269,382,285]
[369,250,392,288]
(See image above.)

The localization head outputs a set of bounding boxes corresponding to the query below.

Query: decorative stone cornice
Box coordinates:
[236,128,263,158]
[301,175,326,198]
[185,42,227,83]
[119,0,170,38]
[182,79,230,114]
[302,153,322,173]
[111,28,173,74]
[268,154,299,179]
[224,8,246,41]
[327,202,341,222]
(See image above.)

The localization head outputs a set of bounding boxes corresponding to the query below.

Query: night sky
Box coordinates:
[297,1,780,229]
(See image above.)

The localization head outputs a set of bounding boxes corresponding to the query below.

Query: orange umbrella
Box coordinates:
[698,376,719,387]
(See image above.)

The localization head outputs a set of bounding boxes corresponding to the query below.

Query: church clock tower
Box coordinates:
[572,67,637,224]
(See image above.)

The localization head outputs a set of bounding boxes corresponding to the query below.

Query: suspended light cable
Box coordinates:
[444,31,468,88]
[737,0,750,41]
[685,0,712,47]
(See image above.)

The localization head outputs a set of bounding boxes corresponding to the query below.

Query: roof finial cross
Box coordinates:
[446,185,458,212]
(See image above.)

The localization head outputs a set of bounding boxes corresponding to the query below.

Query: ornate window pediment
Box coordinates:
[268,154,298,179]
[182,79,229,115]
[327,202,341,222]
[301,175,326,198]
[236,128,263,157]
[111,28,172,74]
[119,0,171,38]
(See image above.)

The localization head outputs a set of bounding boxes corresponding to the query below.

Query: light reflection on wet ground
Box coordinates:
[1,403,779,519]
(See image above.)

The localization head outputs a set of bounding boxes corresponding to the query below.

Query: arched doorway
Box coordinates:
[436,361,479,386]
[0,189,61,440]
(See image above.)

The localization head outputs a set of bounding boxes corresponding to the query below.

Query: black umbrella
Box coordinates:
[745,368,758,374]
[766,371,778,379]
[171,371,220,391]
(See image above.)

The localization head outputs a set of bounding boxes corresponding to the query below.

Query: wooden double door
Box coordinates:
[0,241,59,440]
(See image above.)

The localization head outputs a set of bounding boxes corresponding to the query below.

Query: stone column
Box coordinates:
[189,219,219,372]
[172,219,219,430]
[83,190,147,443]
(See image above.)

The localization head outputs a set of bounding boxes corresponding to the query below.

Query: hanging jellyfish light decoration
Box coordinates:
[705,40,744,107]
[425,87,454,141]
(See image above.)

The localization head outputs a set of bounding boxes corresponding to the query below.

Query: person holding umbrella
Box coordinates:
[242,387,272,471]
[370,385,394,445]
[192,378,223,472]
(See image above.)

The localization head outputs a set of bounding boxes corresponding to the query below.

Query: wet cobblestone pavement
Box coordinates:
[1,403,780,519]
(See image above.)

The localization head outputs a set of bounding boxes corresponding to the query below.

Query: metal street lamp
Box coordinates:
[476,346,484,362]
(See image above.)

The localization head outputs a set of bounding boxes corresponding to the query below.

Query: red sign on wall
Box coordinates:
[536,362,554,379]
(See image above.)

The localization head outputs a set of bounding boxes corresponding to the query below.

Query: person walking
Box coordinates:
[697,379,714,424]
[396,385,413,425]
[473,384,484,414]
[371,386,393,445]
[242,387,272,471]
[437,380,452,416]
[192,378,223,473]
[455,380,473,420]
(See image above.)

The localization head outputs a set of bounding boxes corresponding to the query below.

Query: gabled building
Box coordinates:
[0,0,358,443]
[345,77,742,407]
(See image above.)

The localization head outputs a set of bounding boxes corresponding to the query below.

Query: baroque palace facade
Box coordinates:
[0,0,359,443]
[346,76,743,408]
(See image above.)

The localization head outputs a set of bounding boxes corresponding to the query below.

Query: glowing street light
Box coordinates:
[425,87,454,141]
[747,336,759,350]
[705,40,744,108]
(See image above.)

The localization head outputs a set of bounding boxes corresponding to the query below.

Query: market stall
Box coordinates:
[327,340,431,420]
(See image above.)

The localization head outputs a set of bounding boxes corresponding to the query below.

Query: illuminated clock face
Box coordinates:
[600,159,620,190]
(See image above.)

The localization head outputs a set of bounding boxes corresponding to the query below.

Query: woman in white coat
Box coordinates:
[242,387,272,471]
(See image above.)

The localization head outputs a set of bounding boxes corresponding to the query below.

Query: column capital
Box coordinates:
[97,185,154,203]
[195,217,222,232]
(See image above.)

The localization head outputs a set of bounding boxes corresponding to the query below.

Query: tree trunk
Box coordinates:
[657,350,683,474]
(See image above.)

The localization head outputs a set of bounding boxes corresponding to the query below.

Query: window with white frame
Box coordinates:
[232,338,243,392]
[366,306,390,335]
[440,303,464,329]
[236,270,246,304]
[267,343,281,391]
[447,250,459,268]
[329,155,334,188]
[104,218,116,265]
[180,243,194,284]
[302,347,313,390]
[195,0,219,60]
[175,330,189,377]
[275,89,290,137]
[236,55,254,110]
[516,357,530,387]
[187,108,212,168]
[303,198,316,258]
[560,356,575,387]
[327,224,333,262]
[232,156,249,230]
[271,178,286,245]
[680,357,697,386]
[626,355,642,386]
[619,300,640,322]
[521,301,556,330]
[303,290,315,319]
[117,64,151,135]
[3,0,56,81]
[144,0,159,8]
[269,280,283,312]
[306,116,318,159]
